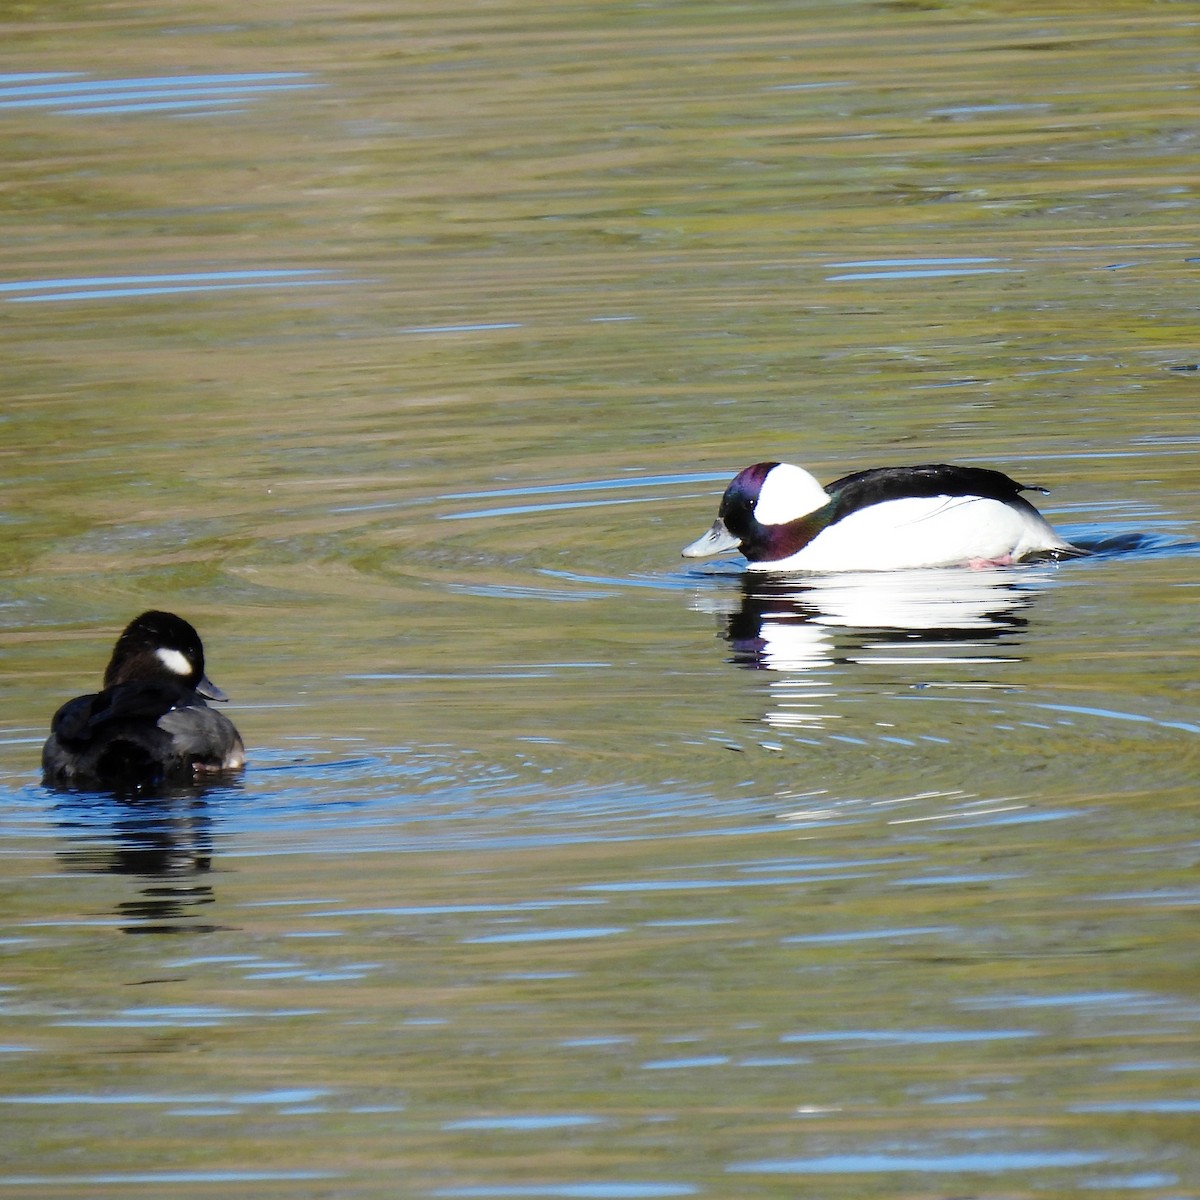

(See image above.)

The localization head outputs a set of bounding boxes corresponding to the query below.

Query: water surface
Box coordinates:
[1,2,1198,1198]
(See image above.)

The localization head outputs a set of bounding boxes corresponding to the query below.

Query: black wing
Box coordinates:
[48,681,198,746]
[825,464,1046,521]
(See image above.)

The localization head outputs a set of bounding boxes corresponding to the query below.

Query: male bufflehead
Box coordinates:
[42,610,245,789]
[682,461,1081,571]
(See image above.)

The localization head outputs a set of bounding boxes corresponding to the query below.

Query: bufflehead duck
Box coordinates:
[682,461,1081,571]
[42,611,245,789]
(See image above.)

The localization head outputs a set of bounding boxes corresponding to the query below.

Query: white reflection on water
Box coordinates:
[690,567,1045,732]
[400,321,524,335]
[699,566,1044,663]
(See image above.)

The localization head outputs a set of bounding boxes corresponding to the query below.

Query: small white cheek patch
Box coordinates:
[155,647,194,677]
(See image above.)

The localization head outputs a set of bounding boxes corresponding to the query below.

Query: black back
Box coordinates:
[826,464,1045,521]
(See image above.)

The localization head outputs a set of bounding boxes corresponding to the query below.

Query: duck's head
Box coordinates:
[682,462,831,562]
[103,610,228,700]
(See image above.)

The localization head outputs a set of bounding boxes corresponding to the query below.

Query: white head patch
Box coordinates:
[155,647,194,677]
[754,463,830,526]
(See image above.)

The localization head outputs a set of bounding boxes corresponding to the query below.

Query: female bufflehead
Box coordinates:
[682,461,1081,571]
[42,611,245,789]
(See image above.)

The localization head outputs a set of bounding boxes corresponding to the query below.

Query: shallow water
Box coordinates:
[1,2,1199,1197]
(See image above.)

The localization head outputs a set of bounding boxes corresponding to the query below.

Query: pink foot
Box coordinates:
[967,553,1014,569]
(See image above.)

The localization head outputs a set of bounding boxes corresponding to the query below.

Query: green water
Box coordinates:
[0,2,1198,1197]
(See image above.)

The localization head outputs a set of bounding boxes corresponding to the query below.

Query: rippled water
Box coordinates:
[1,2,1199,1197]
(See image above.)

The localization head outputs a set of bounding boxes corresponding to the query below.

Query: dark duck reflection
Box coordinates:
[52,783,233,935]
[42,611,244,793]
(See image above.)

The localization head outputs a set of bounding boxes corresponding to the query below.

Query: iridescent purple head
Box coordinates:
[682,462,831,562]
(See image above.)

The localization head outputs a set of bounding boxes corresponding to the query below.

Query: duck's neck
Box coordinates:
[742,506,834,562]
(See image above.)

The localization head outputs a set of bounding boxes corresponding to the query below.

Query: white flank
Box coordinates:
[750,494,1070,572]
[155,646,194,676]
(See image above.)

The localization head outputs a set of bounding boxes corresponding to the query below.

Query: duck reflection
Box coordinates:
[708,566,1043,670]
[692,567,1050,730]
[49,783,234,934]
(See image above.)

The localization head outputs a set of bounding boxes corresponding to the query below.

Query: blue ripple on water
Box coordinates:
[463,927,627,945]
[728,1150,1107,1174]
[441,472,727,502]
[0,1171,339,1185]
[825,256,1014,283]
[439,471,727,521]
[0,1087,327,1106]
[0,269,350,304]
[782,925,952,944]
[1071,1100,1200,1114]
[641,1055,730,1071]
[0,71,318,116]
[780,1029,1035,1045]
[442,1115,604,1131]
[1033,701,1200,735]
[434,1187,697,1198]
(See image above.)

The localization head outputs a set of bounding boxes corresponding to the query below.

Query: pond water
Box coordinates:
[1,2,1198,1197]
